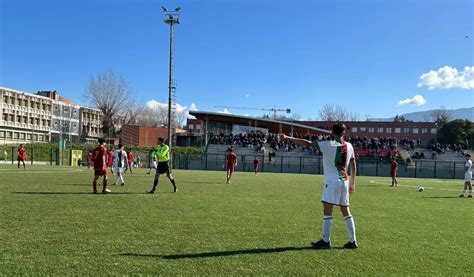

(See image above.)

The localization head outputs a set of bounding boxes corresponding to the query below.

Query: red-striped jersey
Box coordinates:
[317,138,354,184]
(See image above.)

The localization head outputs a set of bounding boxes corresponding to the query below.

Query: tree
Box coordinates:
[393,115,413,123]
[429,107,452,124]
[319,104,358,121]
[437,119,473,147]
[83,70,134,137]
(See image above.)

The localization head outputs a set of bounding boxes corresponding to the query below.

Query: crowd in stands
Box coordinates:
[209,132,474,161]
[209,133,297,152]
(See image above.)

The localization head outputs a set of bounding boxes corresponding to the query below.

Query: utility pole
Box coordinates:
[162,6,180,153]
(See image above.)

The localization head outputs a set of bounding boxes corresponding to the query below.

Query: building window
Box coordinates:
[14,132,19,139]
[39,135,43,142]
[20,133,25,139]
[395,128,401,134]
[352,127,358,133]
[368,128,374,133]
[377,128,384,133]
[7,132,12,139]
[413,128,419,134]
[196,125,201,130]
[9,115,14,121]
[0,131,4,138]
[27,134,31,140]
[431,128,437,134]
[386,128,392,133]
[422,128,428,134]
[403,128,410,133]
[360,127,366,132]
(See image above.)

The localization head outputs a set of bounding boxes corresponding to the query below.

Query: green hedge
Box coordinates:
[1,143,204,162]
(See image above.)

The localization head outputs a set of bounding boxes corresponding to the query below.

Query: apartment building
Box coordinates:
[79,107,103,144]
[0,87,53,144]
[37,91,81,143]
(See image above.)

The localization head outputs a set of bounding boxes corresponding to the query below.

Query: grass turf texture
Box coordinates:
[0,165,472,275]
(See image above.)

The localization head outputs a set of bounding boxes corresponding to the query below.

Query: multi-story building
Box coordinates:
[37,91,81,143]
[79,107,103,144]
[0,87,53,144]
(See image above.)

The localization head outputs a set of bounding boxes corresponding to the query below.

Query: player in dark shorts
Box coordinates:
[146,137,178,193]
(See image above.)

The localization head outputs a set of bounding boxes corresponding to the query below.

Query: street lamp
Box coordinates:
[162,6,180,153]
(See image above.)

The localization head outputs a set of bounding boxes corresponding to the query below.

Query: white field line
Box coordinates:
[368,180,460,192]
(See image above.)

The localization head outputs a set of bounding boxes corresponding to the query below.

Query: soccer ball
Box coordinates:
[418,186,424,192]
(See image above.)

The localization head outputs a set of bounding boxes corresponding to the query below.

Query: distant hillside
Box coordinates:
[370,107,474,122]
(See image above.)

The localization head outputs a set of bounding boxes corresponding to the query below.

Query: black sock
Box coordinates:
[170,179,177,189]
[152,179,158,191]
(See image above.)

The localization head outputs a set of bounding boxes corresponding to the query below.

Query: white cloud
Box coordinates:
[146,100,197,120]
[417,66,474,89]
[397,94,427,106]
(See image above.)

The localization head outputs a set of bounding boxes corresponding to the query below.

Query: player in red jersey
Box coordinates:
[92,138,111,194]
[86,151,93,169]
[226,147,237,184]
[107,149,114,174]
[124,149,134,174]
[253,156,260,175]
[17,144,27,169]
[390,157,398,187]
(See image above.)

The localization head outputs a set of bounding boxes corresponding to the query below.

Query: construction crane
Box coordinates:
[213,106,291,119]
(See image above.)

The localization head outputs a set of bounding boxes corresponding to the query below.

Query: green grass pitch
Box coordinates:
[0,165,472,275]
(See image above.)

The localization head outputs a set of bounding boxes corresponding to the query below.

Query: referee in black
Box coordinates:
[146,137,178,193]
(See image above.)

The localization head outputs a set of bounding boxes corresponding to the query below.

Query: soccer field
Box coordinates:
[0,165,472,275]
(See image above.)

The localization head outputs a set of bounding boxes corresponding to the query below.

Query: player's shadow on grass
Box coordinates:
[421,196,463,199]
[57,183,92,187]
[13,192,143,195]
[122,246,345,259]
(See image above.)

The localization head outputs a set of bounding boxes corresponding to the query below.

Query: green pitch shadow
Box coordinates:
[122,246,347,260]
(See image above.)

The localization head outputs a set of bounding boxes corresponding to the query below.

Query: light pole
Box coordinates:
[162,5,180,153]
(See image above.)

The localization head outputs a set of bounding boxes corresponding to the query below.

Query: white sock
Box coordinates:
[469,189,472,195]
[322,215,333,243]
[344,215,356,242]
[115,176,121,185]
[120,175,125,184]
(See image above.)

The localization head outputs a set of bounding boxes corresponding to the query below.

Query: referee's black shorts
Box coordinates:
[156,161,171,174]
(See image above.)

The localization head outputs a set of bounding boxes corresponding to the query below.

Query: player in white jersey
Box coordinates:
[459,153,472,198]
[113,144,128,186]
[283,122,358,249]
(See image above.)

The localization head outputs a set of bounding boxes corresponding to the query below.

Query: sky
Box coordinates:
[0,0,473,120]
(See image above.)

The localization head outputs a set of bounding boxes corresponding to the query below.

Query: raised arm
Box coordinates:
[281,134,313,147]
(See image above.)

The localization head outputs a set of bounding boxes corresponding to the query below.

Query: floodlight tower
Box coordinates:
[162,5,180,151]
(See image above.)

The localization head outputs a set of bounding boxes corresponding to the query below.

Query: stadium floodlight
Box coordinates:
[162,6,180,157]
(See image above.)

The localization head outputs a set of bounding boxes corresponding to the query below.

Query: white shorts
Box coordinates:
[322,180,349,206]
[465,172,472,183]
